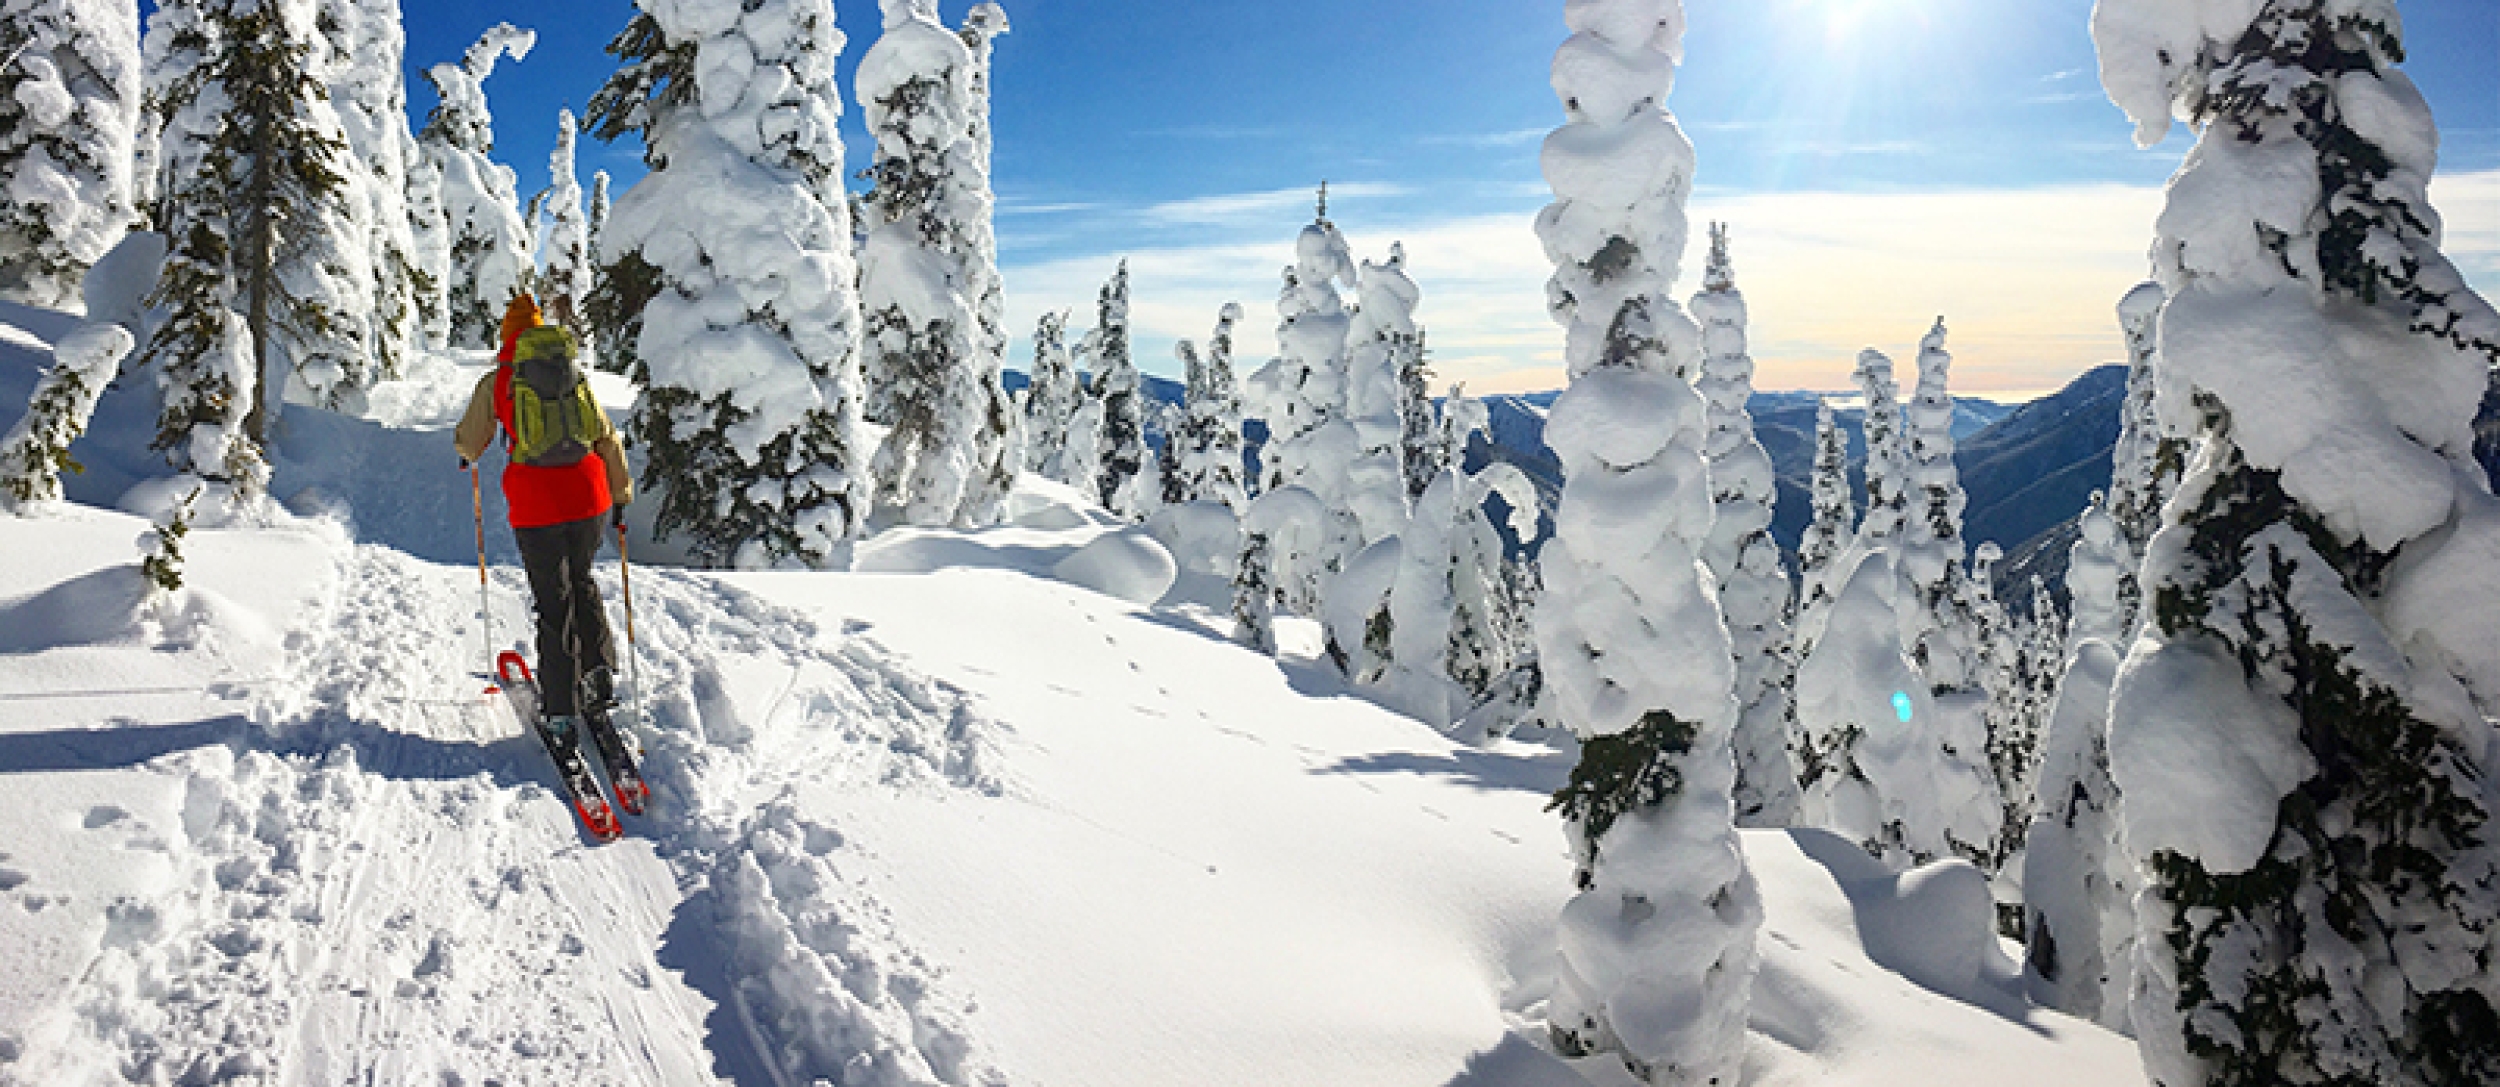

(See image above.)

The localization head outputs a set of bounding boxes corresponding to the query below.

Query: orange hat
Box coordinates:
[499,292,543,356]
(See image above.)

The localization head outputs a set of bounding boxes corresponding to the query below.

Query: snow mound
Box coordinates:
[1051,526,1176,605]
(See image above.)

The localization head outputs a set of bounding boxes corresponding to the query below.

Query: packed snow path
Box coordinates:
[1,516,1006,1085]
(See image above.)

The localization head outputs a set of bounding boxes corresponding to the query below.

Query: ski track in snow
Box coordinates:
[5,542,1011,1086]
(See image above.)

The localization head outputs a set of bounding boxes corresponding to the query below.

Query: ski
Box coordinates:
[495,651,624,843]
[583,712,650,817]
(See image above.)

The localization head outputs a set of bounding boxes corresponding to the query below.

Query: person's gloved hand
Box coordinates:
[611,503,629,530]
[459,456,471,470]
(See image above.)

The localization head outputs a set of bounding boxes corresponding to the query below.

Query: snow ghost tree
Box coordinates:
[1399,334,1437,501]
[1378,387,1541,738]
[857,0,1002,527]
[1176,303,1249,511]
[419,23,534,350]
[1530,3,1759,1081]
[1898,319,1980,691]
[2021,634,2132,1032]
[1341,241,1419,549]
[141,0,369,491]
[948,2,1013,529]
[2106,279,2175,634]
[1021,309,1081,484]
[318,0,425,381]
[1242,190,1359,613]
[1851,348,1909,555]
[1,323,136,510]
[2095,2,2500,1083]
[1691,222,1800,827]
[586,0,870,568]
[0,0,140,308]
[2063,493,2125,650]
[1795,396,1854,649]
[1084,261,1146,518]
[539,108,594,333]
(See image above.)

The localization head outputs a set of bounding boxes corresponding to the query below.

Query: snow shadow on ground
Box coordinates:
[0,716,245,774]
[1439,1031,1586,1086]
[0,567,154,654]
[1786,827,2045,1029]
[1313,744,1575,797]
[654,888,787,1087]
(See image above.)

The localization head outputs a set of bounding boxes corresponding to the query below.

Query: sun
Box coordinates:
[1814,0,1931,43]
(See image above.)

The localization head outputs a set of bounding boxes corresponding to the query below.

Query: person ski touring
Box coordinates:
[455,293,644,813]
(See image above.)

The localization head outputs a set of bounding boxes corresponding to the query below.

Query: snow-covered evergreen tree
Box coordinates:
[1691,221,1800,827]
[1232,528,1277,655]
[949,2,1012,529]
[1242,191,1359,613]
[2063,494,2125,650]
[858,0,997,527]
[319,0,422,380]
[1852,348,1909,554]
[1,0,140,308]
[1899,318,1980,690]
[539,108,593,331]
[1377,387,1541,737]
[1084,261,1146,519]
[142,0,369,479]
[1341,241,1418,549]
[586,0,869,567]
[1176,303,1248,511]
[1399,333,1437,501]
[1021,309,1081,484]
[1795,396,1853,649]
[403,135,451,351]
[2105,280,2174,634]
[1531,3,1758,1079]
[2021,635,2132,1032]
[1,323,135,510]
[419,23,534,350]
[2095,4,2500,1082]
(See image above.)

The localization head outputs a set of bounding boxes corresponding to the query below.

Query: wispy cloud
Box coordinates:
[1139,183,1408,227]
[1000,169,2500,400]
[1137,124,1297,141]
[2023,91,2095,105]
[2041,66,2088,83]
[996,199,1104,217]
[1416,128,1548,150]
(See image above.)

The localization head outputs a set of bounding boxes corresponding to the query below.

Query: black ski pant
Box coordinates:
[515,514,616,718]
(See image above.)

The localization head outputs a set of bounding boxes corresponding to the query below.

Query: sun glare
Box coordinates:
[1817,0,1925,44]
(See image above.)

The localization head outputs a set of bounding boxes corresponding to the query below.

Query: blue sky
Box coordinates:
[395,0,2500,399]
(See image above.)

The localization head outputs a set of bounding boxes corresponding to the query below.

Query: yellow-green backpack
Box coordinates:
[507,326,604,467]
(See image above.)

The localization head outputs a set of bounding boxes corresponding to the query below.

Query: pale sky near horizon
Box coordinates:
[376,0,2500,401]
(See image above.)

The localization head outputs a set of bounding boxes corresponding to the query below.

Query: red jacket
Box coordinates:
[491,364,617,529]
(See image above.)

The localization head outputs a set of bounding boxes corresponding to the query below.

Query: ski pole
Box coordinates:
[471,462,499,694]
[616,512,642,732]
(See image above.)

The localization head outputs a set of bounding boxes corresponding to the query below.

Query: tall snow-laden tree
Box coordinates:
[1,0,140,308]
[1899,318,1980,690]
[1532,2,1758,1080]
[2064,493,2125,650]
[539,108,593,331]
[404,133,452,350]
[419,23,533,350]
[1022,309,1081,484]
[1084,260,1146,519]
[1378,386,1542,737]
[1243,191,1359,613]
[857,0,994,527]
[1400,332,1438,501]
[2106,279,2175,635]
[586,0,869,568]
[949,1,1012,528]
[2095,2,2500,1082]
[142,0,370,488]
[318,0,423,381]
[1342,241,1419,549]
[1176,303,1248,511]
[1852,348,1909,555]
[2021,633,2133,1032]
[1795,395,1854,650]
[1692,221,1801,828]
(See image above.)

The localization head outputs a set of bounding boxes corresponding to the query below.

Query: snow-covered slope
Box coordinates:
[2,305,2143,1085]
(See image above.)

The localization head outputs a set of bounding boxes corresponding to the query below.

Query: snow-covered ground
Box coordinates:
[0,306,2143,1084]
